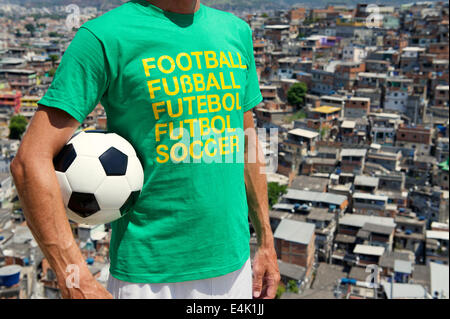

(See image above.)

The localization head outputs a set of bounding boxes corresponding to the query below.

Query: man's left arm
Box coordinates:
[244,110,280,299]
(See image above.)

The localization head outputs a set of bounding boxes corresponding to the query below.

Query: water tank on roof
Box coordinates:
[0,265,22,288]
[86,257,94,265]
[340,278,357,285]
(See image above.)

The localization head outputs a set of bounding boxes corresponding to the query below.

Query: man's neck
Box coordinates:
[146,0,200,14]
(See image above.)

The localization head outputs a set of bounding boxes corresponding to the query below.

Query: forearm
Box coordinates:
[244,135,273,248]
[10,158,92,292]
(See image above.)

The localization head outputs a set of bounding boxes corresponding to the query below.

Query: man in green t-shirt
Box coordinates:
[11,0,280,299]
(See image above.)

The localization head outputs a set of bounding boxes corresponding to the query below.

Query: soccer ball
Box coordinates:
[53,130,144,225]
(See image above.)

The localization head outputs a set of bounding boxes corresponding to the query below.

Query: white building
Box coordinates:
[384,78,413,113]
[384,90,409,113]
[342,45,367,62]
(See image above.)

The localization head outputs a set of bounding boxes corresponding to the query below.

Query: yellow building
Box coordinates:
[19,96,40,120]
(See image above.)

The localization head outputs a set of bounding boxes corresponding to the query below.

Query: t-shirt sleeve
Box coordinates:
[38,27,109,124]
[242,25,263,113]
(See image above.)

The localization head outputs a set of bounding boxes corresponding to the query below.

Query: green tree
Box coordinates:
[297,32,306,39]
[48,68,57,77]
[25,23,36,36]
[9,115,28,140]
[48,31,61,37]
[49,54,59,67]
[276,284,286,299]
[319,126,329,140]
[287,280,299,293]
[268,182,288,209]
[284,109,306,123]
[287,82,307,109]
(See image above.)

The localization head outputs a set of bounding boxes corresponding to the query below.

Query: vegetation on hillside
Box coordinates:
[9,115,28,140]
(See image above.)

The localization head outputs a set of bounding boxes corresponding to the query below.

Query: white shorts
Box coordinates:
[106,258,253,299]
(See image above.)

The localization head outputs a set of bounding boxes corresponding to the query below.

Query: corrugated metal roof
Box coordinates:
[288,128,319,139]
[341,148,367,157]
[277,260,306,281]
[354,175,379,187]
[362,222,395,235]
[353,192,388,201]
[353,244,385,256]
[272,203,295,211]
[274,219,315,245]
[339,214,395,228]
[426,230,449,240]
[283,189,347,206]
[341,120,356,129]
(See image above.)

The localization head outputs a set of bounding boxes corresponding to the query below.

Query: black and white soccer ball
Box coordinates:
[53,130,144,225]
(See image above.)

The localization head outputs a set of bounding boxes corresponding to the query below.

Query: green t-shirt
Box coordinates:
[39,0,262,283]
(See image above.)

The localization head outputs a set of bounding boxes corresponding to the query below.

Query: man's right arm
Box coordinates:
[10,105,112,299]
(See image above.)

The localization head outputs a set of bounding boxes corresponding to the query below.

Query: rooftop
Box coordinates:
[381,282,429,299]
[394,260,413,274]
[278,260,306,281]
[0,68,36,74]
[353,192,388,201]
[362,222,395,235]
[312,106,342,114]
[288,128,319,139]
[274,219,315,245]
[354,175,379,187]
[283,189,348,206]
[339,214,396,228]
[341,120,356,129]
[353,244,385,256]
[379,251,414,269]
[341,148,367,157]
[426,230,449,241]
[307,209,335,222]
[290,176,329,192]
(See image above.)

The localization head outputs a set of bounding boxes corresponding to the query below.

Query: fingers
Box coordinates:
[262,276,279,299]
[252,263,264,298]
[254,272,280,299]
